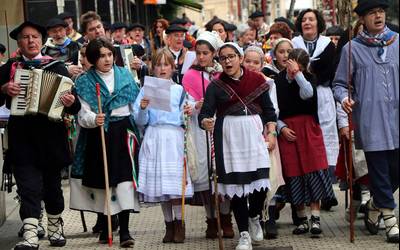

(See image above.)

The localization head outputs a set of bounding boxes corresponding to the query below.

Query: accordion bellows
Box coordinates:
[11,69,74,121]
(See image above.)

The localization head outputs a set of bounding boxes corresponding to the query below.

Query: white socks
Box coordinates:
[47,213,65,241]
[17,218,39,248]
[367,199,381,223]
[172,205,182,220]
[381,208,399,235]
[311,209,320,218]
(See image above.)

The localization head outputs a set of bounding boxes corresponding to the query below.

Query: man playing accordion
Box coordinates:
[0,21,81,250]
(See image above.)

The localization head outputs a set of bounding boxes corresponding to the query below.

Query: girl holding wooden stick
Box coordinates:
[70,38,140,248]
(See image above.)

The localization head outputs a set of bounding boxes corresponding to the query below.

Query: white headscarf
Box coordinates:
[219,42,244,56]
[196,31,224,51]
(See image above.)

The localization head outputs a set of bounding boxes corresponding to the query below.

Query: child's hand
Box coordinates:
[140,97,150,110]
[195,98,204,110]
[95,113,105,126]
[287,59,300,79]
[184,103,193,116]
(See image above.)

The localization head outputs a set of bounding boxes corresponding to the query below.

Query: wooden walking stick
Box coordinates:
[346,7,355,243]
[201,72,216,219]
[181,99,189,225]
[96,83,113,246]
[210,131,224,250]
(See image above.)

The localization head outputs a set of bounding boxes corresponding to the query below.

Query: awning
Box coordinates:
[171,0,203,11]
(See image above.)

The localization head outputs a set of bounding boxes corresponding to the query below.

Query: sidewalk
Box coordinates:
[0,181,398,250]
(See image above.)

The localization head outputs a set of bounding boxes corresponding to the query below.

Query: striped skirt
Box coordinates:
[286,169,335,205]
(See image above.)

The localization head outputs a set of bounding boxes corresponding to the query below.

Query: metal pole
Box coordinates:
[110,0,114,24]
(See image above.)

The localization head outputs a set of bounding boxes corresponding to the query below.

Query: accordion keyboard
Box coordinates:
[11,69,31,116]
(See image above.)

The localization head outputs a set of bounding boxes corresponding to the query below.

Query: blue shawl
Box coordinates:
[72,66,140,177]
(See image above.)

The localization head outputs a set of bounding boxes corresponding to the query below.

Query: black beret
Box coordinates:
[249,11,264,19]
[57,12,74,20]
[354,0,389,16]
[111,22,127,32]
[128,23,145,31]
[165,24,187,34]
[46,18,68,30]
[225,22,237,31]
[10,21,47,41]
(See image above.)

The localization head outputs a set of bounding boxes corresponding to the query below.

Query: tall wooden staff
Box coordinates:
[346,6,355,243]
[181,98,189,225]
[201,72,215,220]
[210,132,224,250]
[96,83,113,246]
[201,73,224,250]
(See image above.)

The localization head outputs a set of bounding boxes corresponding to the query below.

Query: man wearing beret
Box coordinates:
[249,10,269,42]
[165,24,188,84]
[111,22,130,45]
[0,21,81,249]
[333,0,399,243]
[128,23,152,59]
[57,12,83,43]
[42,18,82,78]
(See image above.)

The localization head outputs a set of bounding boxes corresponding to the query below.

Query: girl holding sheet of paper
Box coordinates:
[133,48,194,244]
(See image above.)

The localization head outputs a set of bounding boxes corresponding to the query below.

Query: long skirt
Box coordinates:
[190,113,211,192]
[138,125,193,202]
[317,86,339,166]
[216,115,270,198]
[70,117,140,214]
[278,114,333,205]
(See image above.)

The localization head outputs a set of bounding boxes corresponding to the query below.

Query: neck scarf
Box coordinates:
[354,26,397,56]
[303,36,318,57]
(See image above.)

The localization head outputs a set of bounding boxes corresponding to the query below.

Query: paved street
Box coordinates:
[0,181,398,250]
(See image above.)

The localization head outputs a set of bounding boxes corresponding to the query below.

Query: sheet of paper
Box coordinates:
[143,76,171,112]
[181,51,197,74]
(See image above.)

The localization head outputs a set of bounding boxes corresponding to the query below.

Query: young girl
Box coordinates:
[182,31,234,239]
[275,48,334,236]
[134,48,193,244]
[70,38,140,247]
[199,42,277,250]
[263,38,294,80]
[243,46,285,239]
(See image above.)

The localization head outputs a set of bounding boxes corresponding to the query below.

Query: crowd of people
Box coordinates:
[0,0,398,249]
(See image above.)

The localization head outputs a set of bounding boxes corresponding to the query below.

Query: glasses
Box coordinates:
[219,54,237,63]
[366,8,385,16]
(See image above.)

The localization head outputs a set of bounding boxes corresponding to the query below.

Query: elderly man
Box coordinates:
[42,18,82,78]
[128,23,152,60]
[111,22,130,45]
[165,24,187,84]
[333,0,399,243]
[57,12,83,43]
[249,11,269,42]
[0,21,81,249]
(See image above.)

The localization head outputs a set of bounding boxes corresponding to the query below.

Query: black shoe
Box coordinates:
[310,216,322,235]
[265,220,278,239]
[14,245,39,250]
[293,218,309,235]
[364,200,379,235]
[291,207,301,226]
[321,197,338,211]
[119,231,135,248]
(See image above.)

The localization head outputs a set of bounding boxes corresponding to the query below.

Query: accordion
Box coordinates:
[11,68,74,121]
